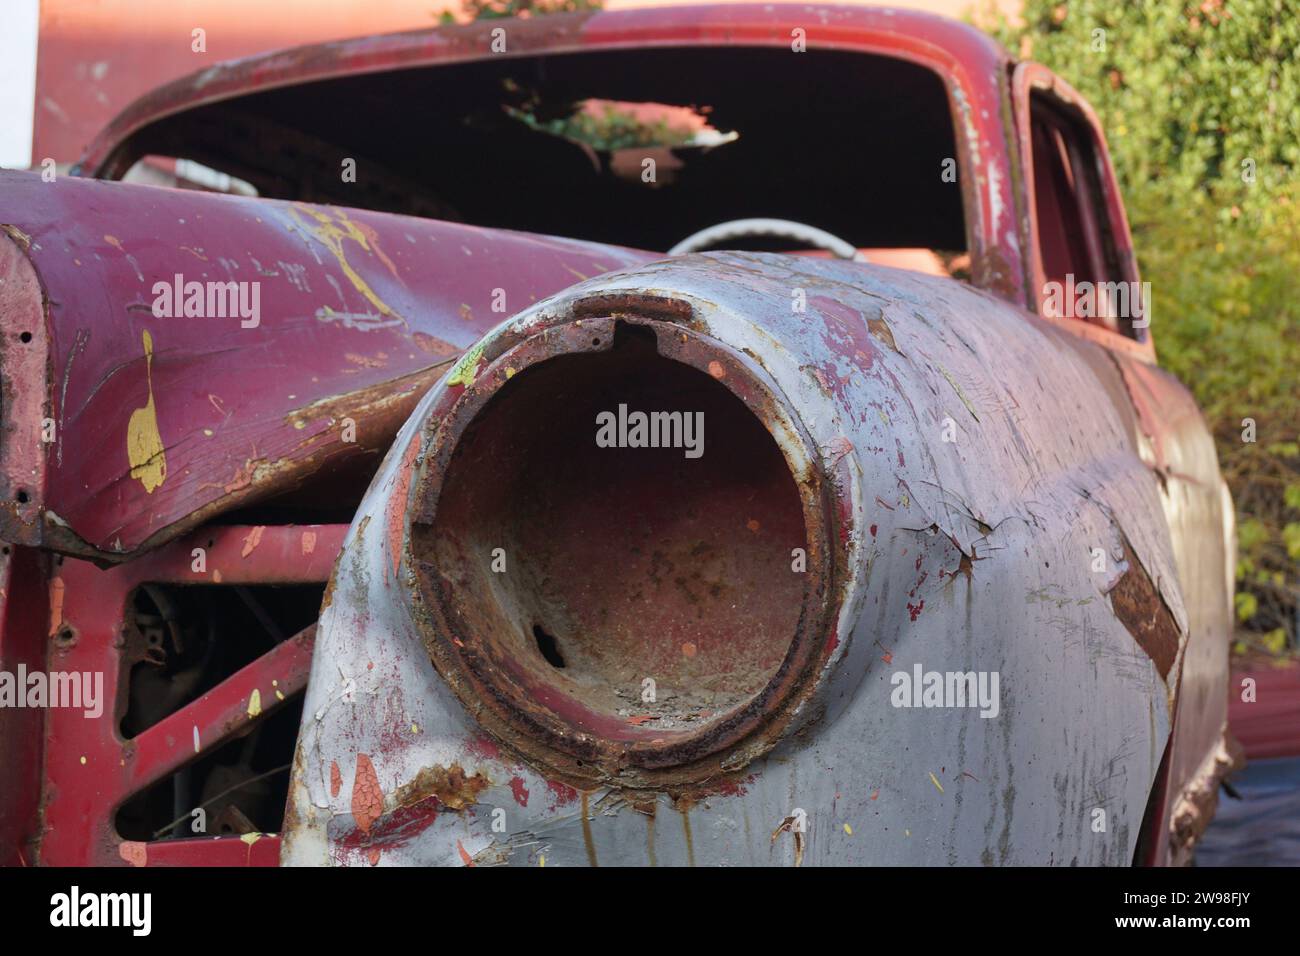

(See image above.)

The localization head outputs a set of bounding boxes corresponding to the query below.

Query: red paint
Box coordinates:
[0,170,654,560]
[119,835,282,867]
[465,735,501,761]
[0,547,49,866]
[547,780,579,808]
[907,600,925,622]
[509,776,530,807]
[1229,664,1300,759]
[35,524,341,865]
[335,795,440,855]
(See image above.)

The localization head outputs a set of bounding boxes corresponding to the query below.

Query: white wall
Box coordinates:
[0,0,40,169]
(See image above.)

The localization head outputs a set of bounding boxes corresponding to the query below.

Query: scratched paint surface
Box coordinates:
[0,169,654,558]
[284,253,1229,866]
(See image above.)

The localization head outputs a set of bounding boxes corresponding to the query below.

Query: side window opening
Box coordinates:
[122,155,258,197]
[1028,92,1139,338]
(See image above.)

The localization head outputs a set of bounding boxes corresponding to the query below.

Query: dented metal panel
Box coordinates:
[283,251,1212,866]
[0,169,654,561]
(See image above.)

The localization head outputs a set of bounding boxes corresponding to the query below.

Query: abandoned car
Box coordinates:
[0,4,1237,867]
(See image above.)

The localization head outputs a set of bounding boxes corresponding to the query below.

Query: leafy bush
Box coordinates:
[445,0,693,150]
[982,0,1300,654]
[441,0,602,23]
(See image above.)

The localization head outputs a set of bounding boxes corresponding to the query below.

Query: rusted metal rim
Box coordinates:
[408,304,840,788]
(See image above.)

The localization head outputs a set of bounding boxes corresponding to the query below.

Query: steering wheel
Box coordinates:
[668,218,864,260]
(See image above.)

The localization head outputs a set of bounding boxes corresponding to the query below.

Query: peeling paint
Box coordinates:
[125,330,167,493]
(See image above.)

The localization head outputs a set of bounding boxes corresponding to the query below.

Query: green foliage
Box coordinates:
[443,0,691,150]
[441,0,602,24]
[984,0,1300,654]
[510,103,695,151]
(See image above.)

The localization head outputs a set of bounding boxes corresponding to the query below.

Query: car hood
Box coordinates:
[0,170,655,560]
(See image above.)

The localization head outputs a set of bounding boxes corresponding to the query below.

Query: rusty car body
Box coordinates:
[0,4,1236,867]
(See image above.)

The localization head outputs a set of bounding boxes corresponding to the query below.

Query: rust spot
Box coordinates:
[1109,541,1180,680]
[48,576,66,638]
[580,791,599,867]
[867,315,899,353]
[770,815,805,867]
[1,223,32,250]
[954,552,974,581]
[351,753,383,836]
[385,432,422,579]
[413,331,459,357]
[393,763,488,812]
[572,293,694,323]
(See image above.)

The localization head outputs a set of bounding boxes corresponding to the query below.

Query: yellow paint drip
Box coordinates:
[929,772,944,793]
[240,832,262,846]
[290,205,400,320]
[126,330,167,493]
[247,688,262,718]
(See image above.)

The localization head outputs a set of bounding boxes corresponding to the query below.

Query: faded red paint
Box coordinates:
[118,841,147,867]
[465,735,500,761]
[509,776,530,807]
[547,780,579,808]
[351,754,383,837]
